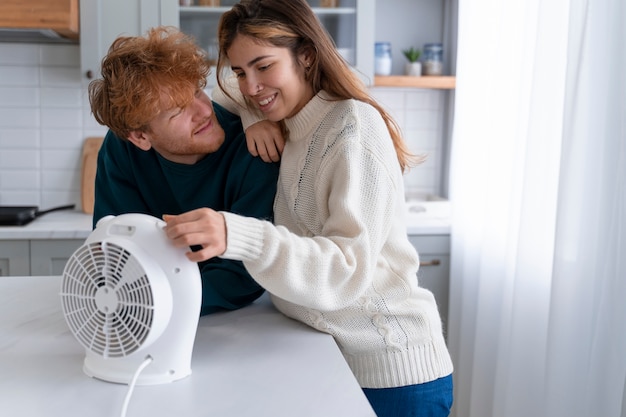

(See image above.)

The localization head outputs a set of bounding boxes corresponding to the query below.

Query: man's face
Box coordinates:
[131,89,225,165]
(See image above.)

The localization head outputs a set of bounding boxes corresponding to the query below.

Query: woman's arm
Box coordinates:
[212,76,285,162]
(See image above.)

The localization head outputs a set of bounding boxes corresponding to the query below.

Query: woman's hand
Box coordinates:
[245,120,285,162]
[163,208,227,262]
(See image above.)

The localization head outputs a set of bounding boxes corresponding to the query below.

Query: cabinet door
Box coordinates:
[80,0,178,83]
[29,240,85,276]
[408,234,450,335]
[0,241,30,276]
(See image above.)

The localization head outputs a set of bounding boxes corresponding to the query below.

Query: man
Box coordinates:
[88,26,279,315]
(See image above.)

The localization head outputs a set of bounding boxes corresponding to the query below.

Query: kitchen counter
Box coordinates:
[0,275,375,417]
[0,202,451,240]
[0,210,92,240]
[405,199,452,235]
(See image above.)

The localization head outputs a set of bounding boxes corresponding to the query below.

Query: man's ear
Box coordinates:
[127,130,152,151]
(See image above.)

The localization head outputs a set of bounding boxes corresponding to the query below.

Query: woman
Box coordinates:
[165,0,454,415]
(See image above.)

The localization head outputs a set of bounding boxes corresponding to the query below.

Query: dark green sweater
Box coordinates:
[93,103,279,315]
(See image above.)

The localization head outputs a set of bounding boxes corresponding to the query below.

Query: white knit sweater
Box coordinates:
[218,91,453,388]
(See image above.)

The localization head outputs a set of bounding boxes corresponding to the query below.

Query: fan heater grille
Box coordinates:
[61,241,155,358]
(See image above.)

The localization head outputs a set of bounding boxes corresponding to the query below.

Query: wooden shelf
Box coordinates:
[374,75,456,90]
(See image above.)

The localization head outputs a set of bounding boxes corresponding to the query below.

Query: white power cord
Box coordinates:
[120,355,154,417]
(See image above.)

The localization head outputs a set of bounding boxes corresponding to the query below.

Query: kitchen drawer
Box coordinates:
[0,239,84,276]
[409,234,450,336]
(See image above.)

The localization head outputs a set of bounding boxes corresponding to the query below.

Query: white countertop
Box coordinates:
[404,199,452,235]
[0,275,375,417]
[0,202,451,240]
[0,210,92,240]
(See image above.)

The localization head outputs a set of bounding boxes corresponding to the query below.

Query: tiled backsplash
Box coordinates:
[0,42,106,210]
[0,42,445,210]
[369,87,447,199]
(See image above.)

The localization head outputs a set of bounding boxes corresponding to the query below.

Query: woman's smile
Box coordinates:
[258,93,277,107]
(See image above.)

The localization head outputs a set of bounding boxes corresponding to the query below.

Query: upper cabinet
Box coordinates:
[79,0,373,85]
[0,0,79,40]
[79,0,178,83]
[79,0,453,89]
[177,0,375,85]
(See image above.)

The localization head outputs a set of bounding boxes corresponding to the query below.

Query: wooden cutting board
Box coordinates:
[80,137,104,214]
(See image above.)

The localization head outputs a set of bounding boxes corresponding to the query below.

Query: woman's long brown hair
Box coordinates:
[216,0,424,172]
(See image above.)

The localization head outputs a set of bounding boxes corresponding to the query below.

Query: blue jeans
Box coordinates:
[362,374,453,417]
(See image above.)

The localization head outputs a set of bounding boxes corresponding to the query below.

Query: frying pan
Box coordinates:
[0,204,75,226]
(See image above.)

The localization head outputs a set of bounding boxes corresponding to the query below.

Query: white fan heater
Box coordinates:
[60,213,202,385]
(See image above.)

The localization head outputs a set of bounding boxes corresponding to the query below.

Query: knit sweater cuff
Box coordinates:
[220,211,265,261]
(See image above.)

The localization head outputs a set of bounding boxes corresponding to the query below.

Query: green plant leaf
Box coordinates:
[402,47,422,62]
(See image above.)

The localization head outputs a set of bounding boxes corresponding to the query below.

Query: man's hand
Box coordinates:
[245,120,285,162]
[163,208,227,262]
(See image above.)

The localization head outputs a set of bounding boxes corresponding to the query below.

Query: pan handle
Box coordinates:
[36,204,76,217]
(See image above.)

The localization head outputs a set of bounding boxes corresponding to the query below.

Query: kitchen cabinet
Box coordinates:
[30,240,85,276]
[409,234,450,336]
[79,0,178,82]
[78,0,454,89]
[79,0,374,85]
[0,0,79,40]
[77,0,458,88]
[0,239,84,276]
[0,241,30,276]
[177,0,375,85]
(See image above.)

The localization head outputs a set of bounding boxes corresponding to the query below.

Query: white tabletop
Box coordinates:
[0,276,375,417]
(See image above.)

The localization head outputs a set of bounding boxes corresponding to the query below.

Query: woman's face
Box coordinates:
[227,34,315,122]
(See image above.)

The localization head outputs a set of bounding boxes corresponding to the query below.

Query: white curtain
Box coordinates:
[447,0,626,416]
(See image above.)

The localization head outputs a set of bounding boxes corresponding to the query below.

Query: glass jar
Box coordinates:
[422,43,443,75]
[374,42,392,76]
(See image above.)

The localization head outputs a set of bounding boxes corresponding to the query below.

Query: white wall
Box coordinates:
[0,42,445,210]
[370,87,447,199]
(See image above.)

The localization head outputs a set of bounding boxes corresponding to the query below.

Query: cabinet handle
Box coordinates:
[420,259,441,267]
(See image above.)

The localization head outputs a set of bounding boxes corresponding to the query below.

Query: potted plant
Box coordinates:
[402,47,422,76]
